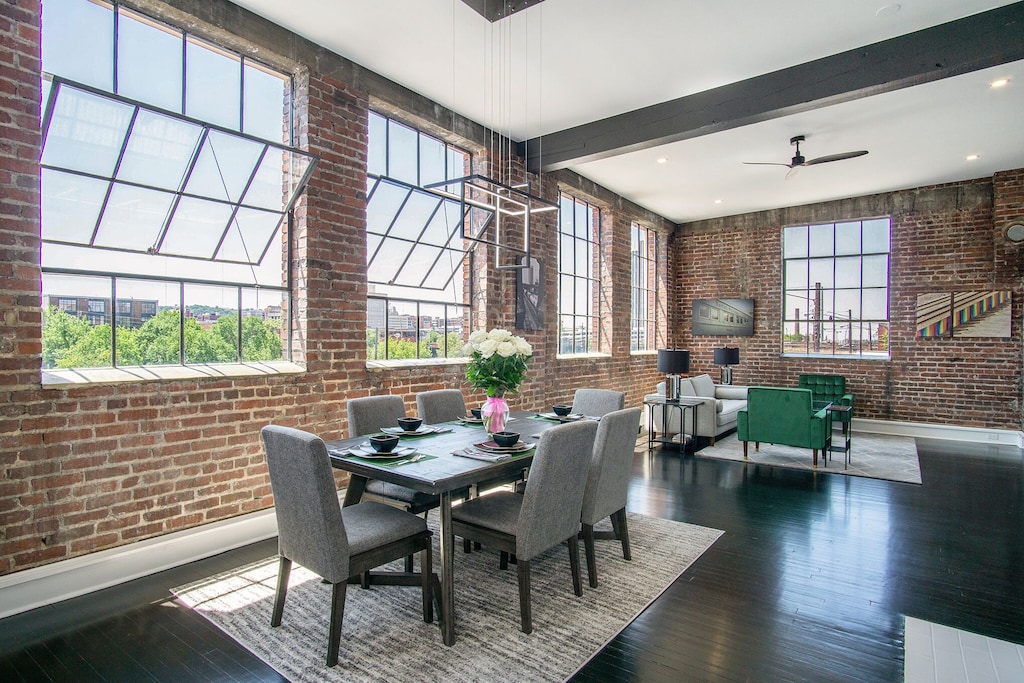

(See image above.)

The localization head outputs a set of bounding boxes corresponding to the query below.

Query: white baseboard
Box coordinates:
[0,507,278,620]
[853,418,1024,449]
[2,419,1022,621]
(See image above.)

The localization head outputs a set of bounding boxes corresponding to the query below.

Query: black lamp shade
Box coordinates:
[714,347,740,366]
[657,349,690,374]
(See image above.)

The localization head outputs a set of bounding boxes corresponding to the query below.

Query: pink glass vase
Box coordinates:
[482,395,509,435]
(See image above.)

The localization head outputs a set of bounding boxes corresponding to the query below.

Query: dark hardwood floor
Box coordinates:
[2,436,1022,682]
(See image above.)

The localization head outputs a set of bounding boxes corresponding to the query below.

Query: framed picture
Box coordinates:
[916,291,1012,338]
[515,256,544,330]
[692,298,754,336]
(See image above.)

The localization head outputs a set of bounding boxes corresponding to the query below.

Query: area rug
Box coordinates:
[173,513,723,683]
[695,430,922,484]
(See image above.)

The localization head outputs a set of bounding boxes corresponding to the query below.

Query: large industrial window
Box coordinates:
[365,111,476,361]
[782,218,891,357]
[630,223,661,352]
[558,193,601,354]
[39,0,316,373]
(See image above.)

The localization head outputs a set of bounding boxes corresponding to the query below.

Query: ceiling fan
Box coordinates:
[744,135,868,179]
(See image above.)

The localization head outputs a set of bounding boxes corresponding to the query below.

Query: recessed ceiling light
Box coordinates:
[875,3,901,18]
[991,78,1010,88]
[656,157,668,164]
[966,154,980,161]
[714,199,723,204]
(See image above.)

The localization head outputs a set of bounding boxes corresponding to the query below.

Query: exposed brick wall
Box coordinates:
[677,177,1022,430]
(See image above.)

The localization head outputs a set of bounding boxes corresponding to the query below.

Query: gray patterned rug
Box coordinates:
[695,430,922,484]
[173,512,722,683]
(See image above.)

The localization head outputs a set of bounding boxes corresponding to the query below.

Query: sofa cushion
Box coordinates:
[716,385,749,400]
[690,374,716,398]
[717,399,746,420]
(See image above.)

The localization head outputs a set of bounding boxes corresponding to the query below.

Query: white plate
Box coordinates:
[352,445,417,459]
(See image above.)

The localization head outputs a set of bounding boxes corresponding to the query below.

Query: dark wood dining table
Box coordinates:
[325,412,564,646]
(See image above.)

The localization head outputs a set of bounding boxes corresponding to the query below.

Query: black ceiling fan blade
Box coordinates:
[803,150,868,166]
[742,161,794,167]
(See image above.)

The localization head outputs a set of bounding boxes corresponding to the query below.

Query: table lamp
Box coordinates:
[657,349,690,400]
[713,347,740,385]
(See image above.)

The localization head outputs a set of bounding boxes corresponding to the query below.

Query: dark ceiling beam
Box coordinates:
[525,2,1024,172]
[460,0,546,23]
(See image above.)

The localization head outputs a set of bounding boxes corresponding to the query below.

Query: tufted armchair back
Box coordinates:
[797,374,853,422]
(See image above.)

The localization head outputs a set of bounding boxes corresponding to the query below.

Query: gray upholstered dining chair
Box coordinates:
[451,419,598,634]
[571,388,625,417]
[416,388,467,424]
[260,425,433,668]
[580,406,642,588]
[347,395,440,517]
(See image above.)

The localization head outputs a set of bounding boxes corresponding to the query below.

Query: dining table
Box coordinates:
[325,410,577,646]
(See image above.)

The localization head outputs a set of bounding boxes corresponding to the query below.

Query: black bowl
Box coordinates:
[552,404,572,417]
[470,408,482,420]
[368,434,400,453]
[397,417,422,432]
[492,431,520,448]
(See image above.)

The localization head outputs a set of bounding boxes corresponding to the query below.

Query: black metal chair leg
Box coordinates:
[271,556,291,627]
[326,581,346,667]
[516,558,532,634]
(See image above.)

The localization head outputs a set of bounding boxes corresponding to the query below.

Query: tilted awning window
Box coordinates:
[366,175,495,292]
[40,78,317,266]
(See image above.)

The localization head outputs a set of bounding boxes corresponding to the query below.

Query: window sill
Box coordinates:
[41,361,305,387]
[781,353,890,361]
[555,352,612,361]
[630,350,659,357]
[366,357,468,370]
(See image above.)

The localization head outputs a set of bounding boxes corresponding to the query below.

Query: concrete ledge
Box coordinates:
[853,418,1024,449]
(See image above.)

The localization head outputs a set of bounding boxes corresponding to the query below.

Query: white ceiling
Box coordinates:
[230,0,1024,223]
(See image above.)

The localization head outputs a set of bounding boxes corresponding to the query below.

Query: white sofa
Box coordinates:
[645,374,749,445]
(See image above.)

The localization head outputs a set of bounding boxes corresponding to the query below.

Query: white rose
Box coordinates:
[469,330,487,344]
[478,339,498,357]
[461,343,474,356]
[513,337,532,356]
[496,341,516,357]
[488,328,512,342]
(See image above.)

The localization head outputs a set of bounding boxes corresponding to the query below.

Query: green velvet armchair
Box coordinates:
[737,387,832,466]
[798,374,853,431]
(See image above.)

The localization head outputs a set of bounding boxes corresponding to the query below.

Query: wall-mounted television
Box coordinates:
[693,298,754,336]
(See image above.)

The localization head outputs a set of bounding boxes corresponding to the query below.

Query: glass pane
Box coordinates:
[816,289,835,322]
[834,221,861,256]
[113,278,165,366]
[42,0,113,91]
[862,288,888,319]
[863,218,891,253]
[242,147,286,210]
[575,236,589,277]
[185,130,263,202]
[367,237,413,284]
[117,108,202,190]
[243,62,288,143]
[782,321,808,354]
[387,300,419,359]
[219,208,283,263]
[559,274,573,315]
[783,225,807,258]
[391,189,440,241]
[183,283,238,363]
[161,196,234,258]
[117,9,183,112]
[366,298,386,360]
[41,169,107,243]
[393,244,440,288]
[94,184,174,251]
[834,289,861,320]
[808,258,834,288]
[808,223,834,257]
[784,291,811,321]
[185,37,240,130]
[42,272,113,369]
[447,147,468,180]
[436,200,467,250]
[558,232,573,273]
[42,85,133,176]
[784,259,807,289]
[367,112,386,176]
[574,200,588,238]
[283,149,314,203]
[387,120,418,185]
[366,179,410,235]
[240,288,285,361]
[862,254,889,287]
[834,256,861,288]
[419,134,445,187]
[575,277,590,315]
[420,248,465,291]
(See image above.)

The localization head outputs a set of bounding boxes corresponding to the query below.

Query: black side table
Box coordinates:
[643,396,702,453]
[826,404,853,468]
